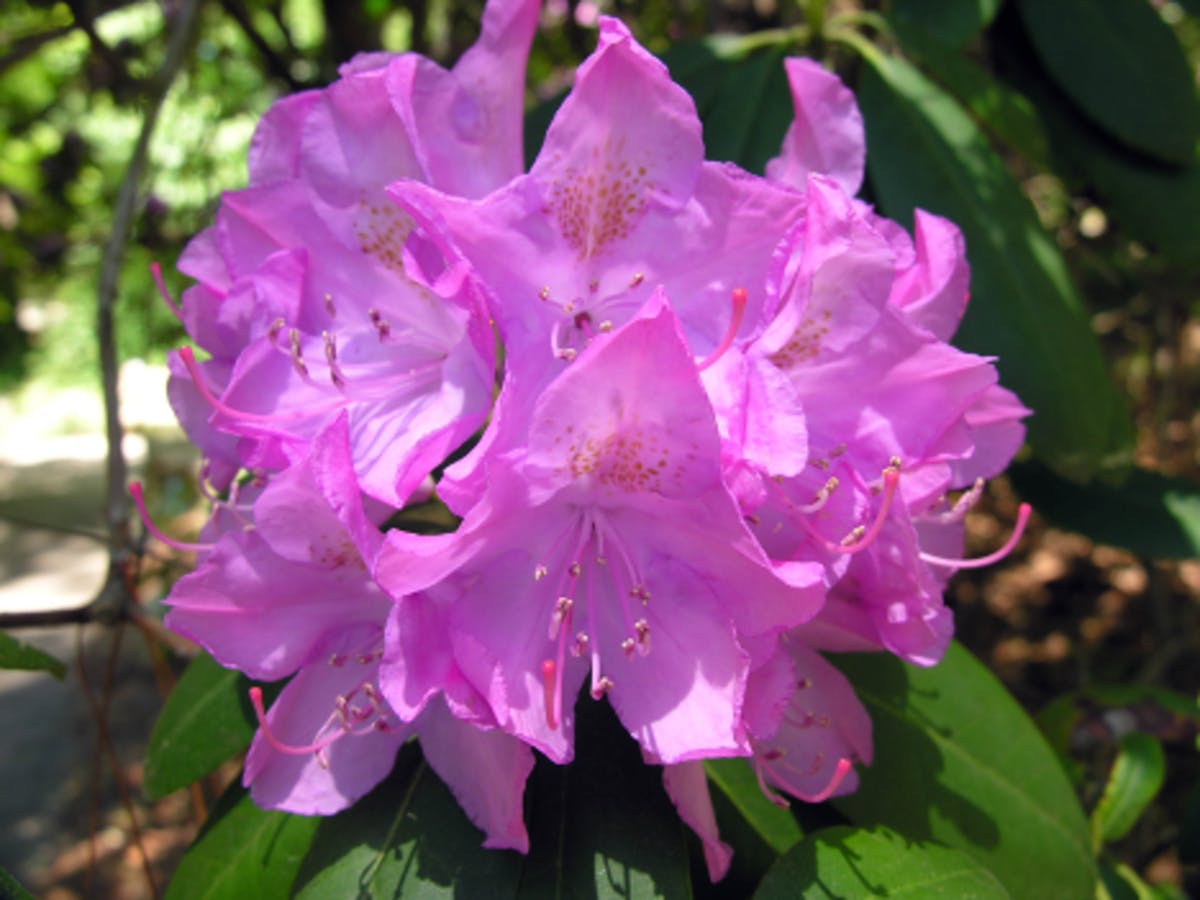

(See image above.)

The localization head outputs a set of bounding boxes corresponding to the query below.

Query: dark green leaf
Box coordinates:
[754,825,1010,899]
[832,643,1097,900]
[705,757,802,855]
[662,38,794,174]
[1091,732,1166,850]
[144,652,265,800]
[0,864,34,900]
[1178,780,1200,865]
[165,781,319,900]
[0,630,65,679]
[889,0,1001,47]
[296,698,692,899]
[889,20,1049,167]
[856,48,1134,479]
[1009,462,1200,560]
[1013,0,1200,165]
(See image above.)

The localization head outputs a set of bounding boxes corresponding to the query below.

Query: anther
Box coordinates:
[921,502,1032,570]
[629,273,644,288]
[572,632,589,656]
[324,292,337,317]
[534,564,549,581]
[696,287,749,372]
[634,618,651,654]
[819,466,900,556]
[621,637,636,657]
[368,308,391,340]
[288,328,309,378]
[591,675,613,699]
[323,331,346,389]
[588,279,599,293]
[538,285,551,301]
[557,348,577,362]
[267,317,285,341]
[598,320,613,332]
[129,481,213,553]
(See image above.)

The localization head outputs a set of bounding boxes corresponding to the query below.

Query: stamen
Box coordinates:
[177,346,342,425]
[368,308,391,340]
[927,478,985,525]
[808,467,899,556]
[696,287,749,372]
[541,659,558,729]
[629,273,645,288]
[288,328,310,379]
[323,331,347,389]
[324,292,337,318]
[249,686,343,756]
[149,262,184,324]
[590,675,613,699]
[128,481,212,553]
[921,502,1032,570]
[788,757,853,804]
[797,477,839,515]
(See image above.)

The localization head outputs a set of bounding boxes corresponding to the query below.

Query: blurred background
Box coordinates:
[0,0,1197,897]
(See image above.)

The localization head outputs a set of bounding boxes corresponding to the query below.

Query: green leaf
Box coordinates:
[296,698,692,898]
[1178,780,1200,865]
[754,825,1010,899]
[855,47,1134,479]
[662,38,794,174]
[0,630,66,679]
[0,864,35,900]
[889,0,1002,47]
[1013,0,1200,165]
[1009,462,1200,560]
[144,652,264,800]
[705,757,802,855]
[1091,732,1166,851]
[889,20,1049,167]
[832,643,1097,900]
[165,781,320,900]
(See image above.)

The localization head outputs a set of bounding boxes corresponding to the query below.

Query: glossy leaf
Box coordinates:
[295,698,692,899]
[0,865,34,900]
[145,652,260,800]
[1009,462,1200,560]
[832,643,1096,900]
[856,47,1133,478]
[754,825,1010,899]
[0,630,66,679]
[165,781,320,900]
[888,0,1001,47]
[1014,0,1200,165]
[1091,732,1166,851]
[705,757,802,855]
[889,20,1049,167]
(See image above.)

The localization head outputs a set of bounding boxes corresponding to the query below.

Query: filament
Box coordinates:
[921,502,1032,570]
[129,481,212,553]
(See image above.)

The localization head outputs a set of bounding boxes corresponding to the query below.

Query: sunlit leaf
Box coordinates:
[1091,732,1166,851]
[0,630,66,679]
[705,757,802,855]
[144,652,265,800]
[1013,0,1200,165]
[0,864,34,900]
[832,643,1096,900]
[855,47,1134,479]
[165,781,319,900]
[754,825,1010,899]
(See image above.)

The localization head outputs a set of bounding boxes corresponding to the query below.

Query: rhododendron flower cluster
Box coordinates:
[149,0,1029,879]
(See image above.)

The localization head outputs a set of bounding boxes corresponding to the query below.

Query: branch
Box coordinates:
[92,0,205,622]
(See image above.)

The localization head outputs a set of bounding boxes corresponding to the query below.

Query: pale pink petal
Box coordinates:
[662,761,733,882]
[418,699,535,852]
[245,656,409,815]
[766,58,865,196]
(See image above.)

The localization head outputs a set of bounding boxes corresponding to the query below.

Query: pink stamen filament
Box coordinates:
[697,287,749,372]
[129,481,212,553]
[921,502,1032,570]
[150,261,184,323]
[541,659,559,730]
[801,467,900,556]
[178,346,342,425]
[249,686,344,756]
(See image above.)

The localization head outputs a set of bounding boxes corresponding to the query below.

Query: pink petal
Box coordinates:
[766,59,865,196]
[418,699,535,852]
[889,209,971,341]
[662,761,733,882]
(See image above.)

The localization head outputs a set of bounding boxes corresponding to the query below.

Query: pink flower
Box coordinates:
[167,0,540,505]
[376,292,824,766]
